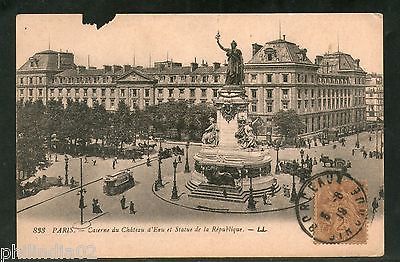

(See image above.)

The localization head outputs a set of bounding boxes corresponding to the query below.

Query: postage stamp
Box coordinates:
[296,171,368,244]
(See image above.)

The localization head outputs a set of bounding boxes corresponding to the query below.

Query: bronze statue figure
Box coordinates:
[216,32,245,86]
[202,117,219,146]
[235,118,258,149]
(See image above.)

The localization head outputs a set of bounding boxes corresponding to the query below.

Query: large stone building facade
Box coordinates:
[365,73,383,124]
[16,36,367,137]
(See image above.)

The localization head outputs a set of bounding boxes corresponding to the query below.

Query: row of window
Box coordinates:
[303,111,363,133]
[248,73,365,85]
[297,88,364,99]
[18,71,366,87]
[19,76,44,85]
[157,88,218,98]
[53,76,114,84]
[20,88,152,98]
[156,74,221,84]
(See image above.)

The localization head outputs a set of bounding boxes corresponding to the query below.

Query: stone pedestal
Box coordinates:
[187,85,273,202]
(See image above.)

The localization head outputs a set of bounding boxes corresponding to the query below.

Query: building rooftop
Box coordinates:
[248,38,313,65]
[318,51,365,73]
[18,49,76,71]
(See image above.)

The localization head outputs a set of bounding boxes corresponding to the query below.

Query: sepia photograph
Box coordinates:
[15,13,383,258]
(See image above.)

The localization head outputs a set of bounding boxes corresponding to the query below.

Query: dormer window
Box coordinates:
[263,48,276,62]
[29,57,38,67]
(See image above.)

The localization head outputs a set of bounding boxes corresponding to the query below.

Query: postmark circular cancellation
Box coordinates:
[295,170,368,244]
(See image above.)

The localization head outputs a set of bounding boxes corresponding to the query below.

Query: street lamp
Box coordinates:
[274,139,281,174]
[156,153,163,189]
[355,127,360,148]
[289,168,297,203]
[247,174,256,211]
[171,158,179,200]
[64,155,69,186]
[184,141,190,173]
[77,158,87,225]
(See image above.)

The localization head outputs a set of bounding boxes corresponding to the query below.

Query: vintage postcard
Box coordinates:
[15,14,383,258]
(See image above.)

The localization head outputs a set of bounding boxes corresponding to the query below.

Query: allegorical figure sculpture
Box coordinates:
[202,117,219,146]
[216,32,245,85]
[235,118,258,149]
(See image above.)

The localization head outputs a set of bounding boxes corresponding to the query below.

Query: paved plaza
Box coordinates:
[17,131,383,225]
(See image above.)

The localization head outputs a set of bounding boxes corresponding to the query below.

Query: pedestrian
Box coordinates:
[178,155,182,163]
[112,160,116,169]
[132,156,136,163]
[262,192,267,205]
[129,201,136,214]
[379,186,384,200]
[146,157,151,167]
[70,177,75,188]
[265,193,272,205]
[92,159,96,166]
[284,185,290,198]
[352,148,355,156]
[372,197,379,214]
[114,156,118,164]
[369,136,372,141]
[56,176,62,186]
[92,198,97,213]
[120,195,126,210]
[94,199,103,214]
[84,156,88,163]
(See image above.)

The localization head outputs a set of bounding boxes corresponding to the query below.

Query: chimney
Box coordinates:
[77,65,86,74]
[315,55,323,65]
[355,59,360,68]
[213,62,221,70]
[112,65,122,73]
[301,48,307,60]
[252,43,263,56]
[283,34,286,41]
[190,59,198,72]
[123,64,132,72]
[103,65,112,73]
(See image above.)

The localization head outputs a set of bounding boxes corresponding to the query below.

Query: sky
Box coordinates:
[16,14,383,73]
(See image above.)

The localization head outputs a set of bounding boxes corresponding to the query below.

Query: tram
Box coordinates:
[103,170,135,196]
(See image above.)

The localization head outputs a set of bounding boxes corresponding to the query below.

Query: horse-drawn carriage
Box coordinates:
[279,160,312,183]
[320,155,349,169]
[159,146,184,160]
[138,142,157,150]
[103,170,135,196]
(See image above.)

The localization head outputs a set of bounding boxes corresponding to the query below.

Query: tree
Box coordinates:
[184,103,217,141]
[110,101,133,151]
[16,101,47,179]
[60,100,92,154]
[43,99,64,151]
[91,101,109,146]
[272,110,305,143]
